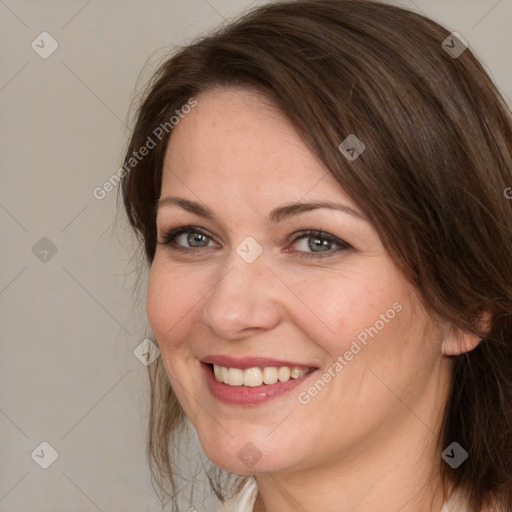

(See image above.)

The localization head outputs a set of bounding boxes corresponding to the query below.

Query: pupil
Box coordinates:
[309,237,330,252]
[189,233,207,247]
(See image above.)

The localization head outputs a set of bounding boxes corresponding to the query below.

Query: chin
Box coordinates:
[199,435,295,475]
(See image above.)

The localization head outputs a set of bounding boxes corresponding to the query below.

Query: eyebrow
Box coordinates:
[157,196,368,225]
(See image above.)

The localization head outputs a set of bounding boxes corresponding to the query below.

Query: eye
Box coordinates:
[287,230,351,259]
[157,225,351,259]
[158,226,218,251]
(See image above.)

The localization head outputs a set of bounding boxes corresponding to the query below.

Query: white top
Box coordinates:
[216,476,469,512]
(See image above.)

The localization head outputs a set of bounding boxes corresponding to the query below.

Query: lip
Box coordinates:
[201,355,317,370]
[201,362,318,406]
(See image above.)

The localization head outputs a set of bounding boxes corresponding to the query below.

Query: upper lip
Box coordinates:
[201,355,317,370]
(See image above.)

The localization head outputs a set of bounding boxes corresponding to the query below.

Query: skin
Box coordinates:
[146,87,483,512]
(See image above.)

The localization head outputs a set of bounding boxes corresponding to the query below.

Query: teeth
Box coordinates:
[290,367,304,378]
[244,367,262,387]
[212,364,308,386]
[228,368,244,386]
[278,366,290,382]
[263,367,278,384]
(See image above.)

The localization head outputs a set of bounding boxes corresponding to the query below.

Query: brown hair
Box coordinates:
[119,0,512,510]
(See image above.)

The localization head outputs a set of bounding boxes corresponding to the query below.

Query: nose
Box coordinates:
[200,252,282,339]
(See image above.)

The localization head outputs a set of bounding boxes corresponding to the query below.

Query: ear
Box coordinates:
[441,312,492,356]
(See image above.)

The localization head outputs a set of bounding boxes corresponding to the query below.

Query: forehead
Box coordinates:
[161,87,355,208]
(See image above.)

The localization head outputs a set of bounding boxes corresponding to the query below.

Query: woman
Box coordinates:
[120,0,512,510]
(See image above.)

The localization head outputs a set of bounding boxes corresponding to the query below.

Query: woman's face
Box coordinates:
[147,87,452,475]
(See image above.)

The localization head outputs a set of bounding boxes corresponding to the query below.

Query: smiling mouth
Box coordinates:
[201,361,319,405]
[205,362,316,387]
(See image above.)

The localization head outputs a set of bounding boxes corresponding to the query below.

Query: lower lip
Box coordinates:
[201,363,318,406]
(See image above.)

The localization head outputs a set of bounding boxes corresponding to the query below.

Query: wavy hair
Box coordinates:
[120,1,512,510]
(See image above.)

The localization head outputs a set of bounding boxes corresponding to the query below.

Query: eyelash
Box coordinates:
[157,225,351,259]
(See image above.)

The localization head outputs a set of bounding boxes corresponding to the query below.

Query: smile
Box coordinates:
[201,361,318,405]
[212,363,311,386]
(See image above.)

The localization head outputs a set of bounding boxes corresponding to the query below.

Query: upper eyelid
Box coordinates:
[155,203,366,239]
[163,226,219,243]
[159,225,349,250]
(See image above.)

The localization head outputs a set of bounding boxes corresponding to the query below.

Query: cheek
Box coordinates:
[287,266,412,364]
[286,269,387,340]
[146,265,170,338]
[146,260,203,344]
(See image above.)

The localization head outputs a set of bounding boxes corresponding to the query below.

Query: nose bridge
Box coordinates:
[200,243,280,337]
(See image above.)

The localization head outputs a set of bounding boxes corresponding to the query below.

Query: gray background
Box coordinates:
[1,0,511,511]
